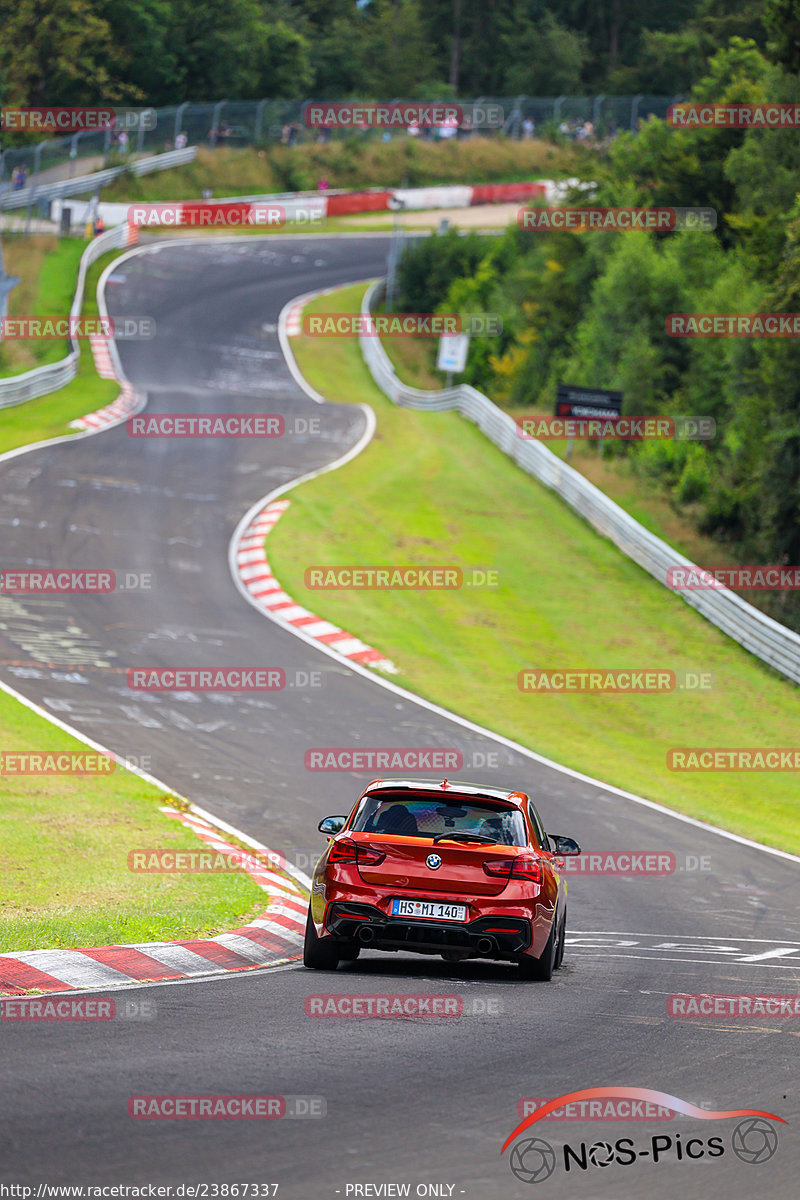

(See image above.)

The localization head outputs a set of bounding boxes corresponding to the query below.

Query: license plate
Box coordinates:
[391,898,467,921]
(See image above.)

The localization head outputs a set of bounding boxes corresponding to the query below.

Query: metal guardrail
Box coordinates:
[360,281,800,687]
[0,223,130,409]
[0,146,197,212]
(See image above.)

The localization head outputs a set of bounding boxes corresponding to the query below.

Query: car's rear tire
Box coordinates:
[518,913,559,981]
[303,910,341,970]
[554,908,566,970]
[338,942,361,962]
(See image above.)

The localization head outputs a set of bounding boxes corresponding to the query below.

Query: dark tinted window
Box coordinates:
[351,794,527,846]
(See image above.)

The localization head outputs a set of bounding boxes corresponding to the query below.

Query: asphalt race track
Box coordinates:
[1,235,798,1198]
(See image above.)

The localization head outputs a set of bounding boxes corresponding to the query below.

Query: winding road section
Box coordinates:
[0,236,797,1198]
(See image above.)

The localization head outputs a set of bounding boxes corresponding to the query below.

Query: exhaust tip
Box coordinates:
[475,937,494,956]
[358,925,376,944]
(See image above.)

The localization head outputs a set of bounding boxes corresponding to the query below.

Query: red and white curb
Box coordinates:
[234,498,397,673]
[70,380,143,432]
[70,330,145,432]
[0,807,308,997]
[284,302,303,337]
[89,333,117,379]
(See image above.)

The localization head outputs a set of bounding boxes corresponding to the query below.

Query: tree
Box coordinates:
[306,13,370,96]
[362,0,442,97]
[94,0,178,106]
[503,13,588,96]
[167,0,266,98]
[0,0,131,105]
[763,0,800,72]
[258,22,312,97]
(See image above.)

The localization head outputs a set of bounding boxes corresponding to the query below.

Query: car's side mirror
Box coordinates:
[549,834,581,855]
[318,815,347,835]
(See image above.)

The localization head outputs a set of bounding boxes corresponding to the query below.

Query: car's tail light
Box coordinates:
[483,855,542,883]
[512,855,543,883]
[329,838,385,865]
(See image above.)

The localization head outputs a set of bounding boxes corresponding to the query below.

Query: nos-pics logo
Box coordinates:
[502,1088,783,1183]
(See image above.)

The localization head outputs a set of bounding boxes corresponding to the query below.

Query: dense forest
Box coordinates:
[395,12,800,629]
[0,0,773,106]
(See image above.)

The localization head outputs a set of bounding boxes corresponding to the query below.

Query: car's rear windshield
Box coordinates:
[351,794,527,846]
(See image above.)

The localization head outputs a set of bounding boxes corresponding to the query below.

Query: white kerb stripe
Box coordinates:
[130,943,228,975]
[211,934,286,964]
[252,920,305,947]
[4,950,133,988]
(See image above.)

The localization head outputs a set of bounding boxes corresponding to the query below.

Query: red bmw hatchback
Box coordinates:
[304,777,581,980]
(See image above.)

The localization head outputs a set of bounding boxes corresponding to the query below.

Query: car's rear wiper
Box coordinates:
[432,832,496,844]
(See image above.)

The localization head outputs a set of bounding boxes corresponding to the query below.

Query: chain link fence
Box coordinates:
[0,95,678,193]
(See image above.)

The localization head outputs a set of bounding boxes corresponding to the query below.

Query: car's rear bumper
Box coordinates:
[325,900,532,960]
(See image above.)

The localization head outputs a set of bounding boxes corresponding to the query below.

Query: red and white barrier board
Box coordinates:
[103,181,553,230]
[326,190,394,215]
[470,181,547,205]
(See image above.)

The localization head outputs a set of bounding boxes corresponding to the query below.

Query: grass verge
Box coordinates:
[0,250,123,455]
[0,687,267,952]
[0,236,87,376]
[271,282,800,854]
[104,140,584,201]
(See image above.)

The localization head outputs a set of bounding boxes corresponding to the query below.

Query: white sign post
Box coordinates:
[436,332,469,387]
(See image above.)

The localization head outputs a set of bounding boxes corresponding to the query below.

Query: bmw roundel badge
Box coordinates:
[426,853,442,870]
